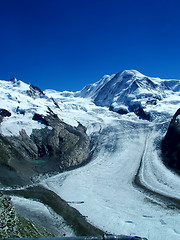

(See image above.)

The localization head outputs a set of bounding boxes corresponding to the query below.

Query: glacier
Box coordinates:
[0,70,180,240]
[41,95,180,240]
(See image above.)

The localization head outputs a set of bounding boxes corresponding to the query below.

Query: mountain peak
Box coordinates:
[77,70,180,120]
[120,69,145,78]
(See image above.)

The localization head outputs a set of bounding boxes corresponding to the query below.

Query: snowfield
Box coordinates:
[0,71,180,239]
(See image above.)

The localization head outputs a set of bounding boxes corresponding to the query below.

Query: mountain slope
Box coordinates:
[0,78,90,187]
[77,70,180,120]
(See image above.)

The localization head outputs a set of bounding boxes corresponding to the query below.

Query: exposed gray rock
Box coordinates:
[51,97,61,109]
[0,111,90,187]
[26,83,45,99]
[0,134,35,186]
[133,106,150,121]
[0,192,19,238]
[162,108,180,174]
[16,106,25,115]
[0,109,11,117]
[10,77,21,87]
[0,192,52,238]
[0,109,11,123]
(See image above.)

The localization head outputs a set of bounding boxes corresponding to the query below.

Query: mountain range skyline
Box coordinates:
[1,0,180,91]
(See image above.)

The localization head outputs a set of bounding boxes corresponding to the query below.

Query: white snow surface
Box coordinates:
[1,71,180,239]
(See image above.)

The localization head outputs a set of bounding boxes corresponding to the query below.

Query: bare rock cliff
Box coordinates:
[0,111,90,187]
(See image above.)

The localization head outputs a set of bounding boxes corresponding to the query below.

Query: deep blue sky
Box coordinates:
[0,0,180,91]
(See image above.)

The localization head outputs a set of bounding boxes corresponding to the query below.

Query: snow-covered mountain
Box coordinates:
[0,77,60,136]
[76,70,180,120]
[0,71,180,240]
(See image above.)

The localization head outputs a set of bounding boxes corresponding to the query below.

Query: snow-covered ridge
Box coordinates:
[76,70,180,120]
[0,78,62,136]
[0,70,180,137]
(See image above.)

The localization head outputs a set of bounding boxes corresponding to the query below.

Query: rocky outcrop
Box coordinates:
[0,191,19,238]
[162,108,180,173]
[0,134,36,186]
[0,111,90,187]
[26,83,45,99]
[0,192,52,238]
[130,105,150,120]
[0,109,11,117]
[0,109,11,123]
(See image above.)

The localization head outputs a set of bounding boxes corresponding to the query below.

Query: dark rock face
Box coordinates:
[0,111,90,187]
[16,107,25,115]
[162,108,180,173]
[109,105,129,115]
[0,134,35,186]
[10,77,20,87]
[32,113,50,126]
[0,109,11,117]
[129,105,150,120]
[134,107,150,121]
[0,109,11,123]
[26,84,45,99]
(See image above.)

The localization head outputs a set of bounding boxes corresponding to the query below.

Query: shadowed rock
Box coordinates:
[0,109,11,123]
[0,111,90,187]
[162,108,180,173]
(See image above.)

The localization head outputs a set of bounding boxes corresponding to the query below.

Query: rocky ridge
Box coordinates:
[0,79,90,187]
[162,108,180,174]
